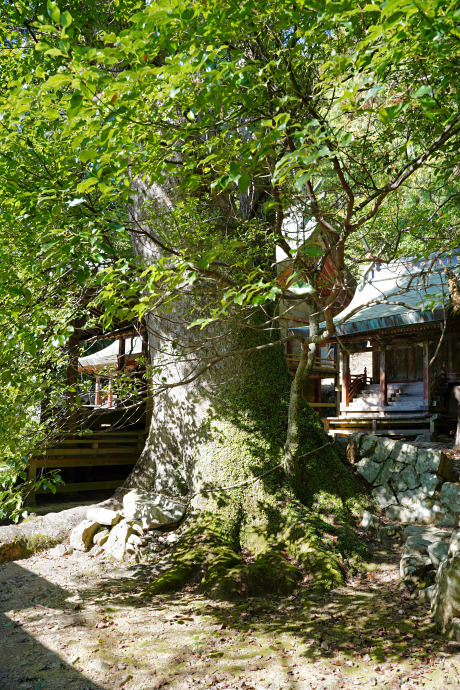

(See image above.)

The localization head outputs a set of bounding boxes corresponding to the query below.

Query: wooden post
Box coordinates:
[117,336,126,371]
[341,350,350,414]
[423,340,430,409]
[335,374,340,417]
[380,347,387,407]
[108,378,113,408]
[372,347,379,384]
[95,376,101,406]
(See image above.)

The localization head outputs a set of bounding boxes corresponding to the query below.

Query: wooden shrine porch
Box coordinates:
[27,326,151,504]
[289,254,460,440]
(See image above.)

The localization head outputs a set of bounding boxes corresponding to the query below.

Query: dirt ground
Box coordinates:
[1,533,460,690]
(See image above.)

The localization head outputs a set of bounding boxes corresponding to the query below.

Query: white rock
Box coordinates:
[361,510,383,532]
[165,533,179,544]
[86,507,121,527]
[427,541,449,568]
[93,529,110,546]
[356,457,381,485]
[69,520,100,552]
[372,483,397,510]
[122,490,186,529]
[49,544,68,557]
[103,518,134,560]
[127,533,142,547]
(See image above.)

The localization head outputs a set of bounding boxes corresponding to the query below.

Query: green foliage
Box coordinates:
[0,0,459,516]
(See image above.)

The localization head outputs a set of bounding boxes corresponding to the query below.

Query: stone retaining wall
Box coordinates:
[351,434,459,527]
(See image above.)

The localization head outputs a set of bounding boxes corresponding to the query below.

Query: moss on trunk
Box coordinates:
[137,319,368,600]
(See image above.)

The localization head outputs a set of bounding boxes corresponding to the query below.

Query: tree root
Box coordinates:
[143,495,370,601]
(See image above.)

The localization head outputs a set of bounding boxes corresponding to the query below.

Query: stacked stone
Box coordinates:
[353,434,459,527]
[68,491,186,561]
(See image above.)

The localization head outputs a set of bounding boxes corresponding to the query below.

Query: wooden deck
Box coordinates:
[324,380,435,438]
[28,430,146,503]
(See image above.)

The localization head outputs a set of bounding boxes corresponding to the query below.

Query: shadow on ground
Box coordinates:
[0,561,104,690]
[76,545,460,688]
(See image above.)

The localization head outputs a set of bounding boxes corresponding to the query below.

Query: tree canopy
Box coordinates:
[0,0,459,516]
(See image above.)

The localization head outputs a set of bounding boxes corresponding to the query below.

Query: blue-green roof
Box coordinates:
[290,253,458,339]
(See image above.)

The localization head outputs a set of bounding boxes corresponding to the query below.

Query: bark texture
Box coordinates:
[121,178,368,599]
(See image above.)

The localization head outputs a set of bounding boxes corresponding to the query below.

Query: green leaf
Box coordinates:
[76,178,98,193]
[68,93,84,117]
[238,172,251,195]
[35,42,51,52]
[44,74,71,89]
[47,1,60,23]
[61,11,73,28]
[44,48,66,57]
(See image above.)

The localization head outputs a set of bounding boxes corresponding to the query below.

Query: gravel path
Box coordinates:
[1,537,460,690]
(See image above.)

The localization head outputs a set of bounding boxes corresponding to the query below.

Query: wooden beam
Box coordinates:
[36,479,124,494]
[118,336,126,372]
[95,376,101,406]
[380,348,387,406]
[423,340,430,409]
[341,350,350,413]
[32,455,139,468]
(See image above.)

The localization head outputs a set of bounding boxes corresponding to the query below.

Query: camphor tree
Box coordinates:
[1,0,460,594]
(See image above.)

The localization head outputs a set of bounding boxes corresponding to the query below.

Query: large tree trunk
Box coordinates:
[121,178,368,599]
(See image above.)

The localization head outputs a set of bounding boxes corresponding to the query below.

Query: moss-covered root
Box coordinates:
[143,502,370,600]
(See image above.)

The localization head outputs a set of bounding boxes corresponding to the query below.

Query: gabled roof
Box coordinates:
[290,253,459,339]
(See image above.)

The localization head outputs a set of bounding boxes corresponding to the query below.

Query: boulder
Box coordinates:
[402,535,431,558]
[415,433,431,443]
[431,532,460,639]
[427,541,449,568]
[360,434,378,457]
[374,457,398,487]
[93,528,110,546]
[386,496,437,525]
[403,525,452,543]
[372,437,396,464]
[437,511,458,529]
[372,483,398,510]
[400,555,433,580]
[416,450,458,482]
[440,484,460,515]
[392,442,418,465]
[122,490,186,529]
[86,507,121,527]
[390,465,419,493]
[103,519,135,560]
[361,510,384,532]
[69,520,100,552]
[355,458,381,485]
[418,473,440,498]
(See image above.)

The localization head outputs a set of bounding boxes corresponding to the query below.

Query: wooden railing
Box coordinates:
[349,368,367,402]
[287,354,338,372]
